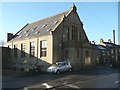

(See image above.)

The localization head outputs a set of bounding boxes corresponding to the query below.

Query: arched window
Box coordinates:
[85,50,91,64]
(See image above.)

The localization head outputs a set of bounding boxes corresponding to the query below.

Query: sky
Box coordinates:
[0,2,118,44]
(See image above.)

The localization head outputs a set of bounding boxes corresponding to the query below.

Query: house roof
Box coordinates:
[95,45,107,50]
[103,42,119,48]
[9,10,69,42]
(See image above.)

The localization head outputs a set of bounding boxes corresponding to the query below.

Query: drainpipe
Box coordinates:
[81,22,83,70]
[61,14,65,61]
[81,42,83,69]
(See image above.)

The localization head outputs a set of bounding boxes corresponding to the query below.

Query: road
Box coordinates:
[57,73,119,88]
[25,67,119,90]
[2,67,120,90]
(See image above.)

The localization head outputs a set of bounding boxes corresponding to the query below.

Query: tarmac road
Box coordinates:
[2,67,120,90]
[24,67,119,90]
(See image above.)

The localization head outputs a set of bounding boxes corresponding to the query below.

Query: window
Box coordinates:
[21,44,26,57]
[14,45,17,58]
[35,31,40,35]
[18,35,22,38]
[60,63,65,67]
[54,20,58,25]
[40,40,47,57]
[26,33,30,37]
[71,25,78,41]
[30,42,35,57]
[47,29,51,32]
[65,50,69,58]
[107,51,109,55]
[24,29,29,34]
[67,28,70,41]
[17,31,22,35]
[111,50,114,53]
[31,27,37,31]
[79,31,81,41]
[85,50,91,64]
[42,24,47,28]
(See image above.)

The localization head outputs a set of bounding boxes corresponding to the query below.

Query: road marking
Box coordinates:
[42,83,53,88]
[66,84,80,88]
[63,82,67,85]
[62,81,68,85]
[115,81,119,83]
[76,81,82,84]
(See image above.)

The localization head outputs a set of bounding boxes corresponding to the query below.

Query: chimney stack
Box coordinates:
[7,33,13,42]
[108,39,112,43]
[92,41,95,45]
[100,38,104,43]
[113,30,115,45]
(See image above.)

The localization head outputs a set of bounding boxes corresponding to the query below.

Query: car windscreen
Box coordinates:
[52,62,62,66]
[52,63,58,67]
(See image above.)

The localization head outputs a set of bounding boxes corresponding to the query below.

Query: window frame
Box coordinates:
[71,25,78,41]
[40,40,47,57]
[21,43,26,58]
[30,42,35,57]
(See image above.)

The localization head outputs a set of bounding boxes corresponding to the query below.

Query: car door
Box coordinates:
[59,62,66,72]
[65,62,70,71]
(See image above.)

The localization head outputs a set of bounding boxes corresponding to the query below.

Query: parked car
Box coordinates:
[47,61,72,74]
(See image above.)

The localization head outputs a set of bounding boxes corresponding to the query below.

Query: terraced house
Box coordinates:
[97,39,120,66]
[6,5,96,71]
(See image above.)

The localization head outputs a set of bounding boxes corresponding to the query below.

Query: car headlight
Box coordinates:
[47,69,53,72]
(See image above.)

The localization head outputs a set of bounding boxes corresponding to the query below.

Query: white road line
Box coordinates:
[115,81,119,83]
[62,81,68,85]
[66,84,80,88]
[42,83,53,88]
[76,81,82,84]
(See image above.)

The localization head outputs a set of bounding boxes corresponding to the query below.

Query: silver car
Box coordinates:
[47,61,72,74]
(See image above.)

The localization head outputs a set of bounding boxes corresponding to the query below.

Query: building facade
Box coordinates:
[6,5,96,71]
[96,38,120,66]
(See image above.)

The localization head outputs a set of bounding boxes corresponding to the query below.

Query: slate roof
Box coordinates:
[95,45,106,50]
[103,42,119,48]
[9,11,69,42]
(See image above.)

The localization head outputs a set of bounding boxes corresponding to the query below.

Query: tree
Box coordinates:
[0,40,5,47]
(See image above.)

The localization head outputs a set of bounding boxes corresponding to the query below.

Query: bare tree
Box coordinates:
[0,40,5,47]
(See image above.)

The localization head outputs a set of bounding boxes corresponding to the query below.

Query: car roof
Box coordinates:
[56,61,70,63]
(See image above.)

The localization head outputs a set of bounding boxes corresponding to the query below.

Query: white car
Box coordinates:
[47,61,72,74]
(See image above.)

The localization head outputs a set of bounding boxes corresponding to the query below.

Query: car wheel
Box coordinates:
[56,70,60,74]
[69,68,72,72]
